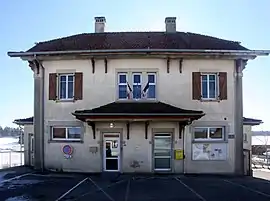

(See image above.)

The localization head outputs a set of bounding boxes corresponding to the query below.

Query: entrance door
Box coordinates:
[103,134,120,172]
[29,134,34,166]
[154,133,172,171]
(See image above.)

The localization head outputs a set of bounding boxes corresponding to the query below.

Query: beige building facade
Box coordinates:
[9,17,269,175]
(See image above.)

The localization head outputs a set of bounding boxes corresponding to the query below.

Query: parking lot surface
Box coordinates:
[0,167,270,201]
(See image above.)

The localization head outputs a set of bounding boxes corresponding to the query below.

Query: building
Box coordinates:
[8,17,269,175]
[13,117,34,166]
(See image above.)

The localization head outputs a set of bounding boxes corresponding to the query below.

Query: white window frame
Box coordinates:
[193,127,224,141]
[51,126,82,141]
[58,74,75,100]
[147,72,156,99]
[132,73,142,100]
[118,73,128,100]
[201,73,219,100]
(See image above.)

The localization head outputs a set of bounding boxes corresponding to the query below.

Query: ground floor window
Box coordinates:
[193,127,224,141]
[51,127,82,140]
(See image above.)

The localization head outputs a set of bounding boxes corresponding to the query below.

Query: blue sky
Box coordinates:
[0,0,269,130]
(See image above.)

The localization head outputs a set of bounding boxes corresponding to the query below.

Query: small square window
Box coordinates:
[52,128,66,139]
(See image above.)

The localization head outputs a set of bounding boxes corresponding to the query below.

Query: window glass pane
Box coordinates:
[202,75,207,81]
[68,82,73,98]
[209,75,216,81]
[154,138,171,149]
[53,128,66,139]
[119,85,127,99]
[209,81,216,98]
[119,74,126,83]
[67,127,81,139]
[194,128,208,139]
[202,81,208,98]
[60,81,66,99]
[148,85,156,98]
[154,149,171,157]
[68,75,74,82]
[133,85,141,99]
[148,74,155,83]
[154,158,171,169]
[209,128,223,139]
[60,75,66,82]
[133,74,141,83]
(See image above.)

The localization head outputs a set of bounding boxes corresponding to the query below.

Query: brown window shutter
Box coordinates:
[74,72,83,100]
[219,72,227,100]
[49,73,57,100]
[192,72,201,100]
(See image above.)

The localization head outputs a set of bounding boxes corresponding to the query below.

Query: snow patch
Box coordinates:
[5,195,34,201]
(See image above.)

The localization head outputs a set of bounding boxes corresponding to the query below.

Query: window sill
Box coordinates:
[192,140,227,143]
[55,99,76,103]
[200,98,221,102]
[116,99,158,102]
[48,139,83,143]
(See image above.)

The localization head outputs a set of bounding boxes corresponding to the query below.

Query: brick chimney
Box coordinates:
[95,17,106,33]
[165,17,176,32]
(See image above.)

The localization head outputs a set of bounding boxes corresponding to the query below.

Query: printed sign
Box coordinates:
[175,149,184,160]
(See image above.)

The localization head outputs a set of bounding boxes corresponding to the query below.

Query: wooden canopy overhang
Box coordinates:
[72,101,205,139]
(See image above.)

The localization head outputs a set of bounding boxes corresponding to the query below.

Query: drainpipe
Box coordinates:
[32,57,45,171]
[234,59,244,175]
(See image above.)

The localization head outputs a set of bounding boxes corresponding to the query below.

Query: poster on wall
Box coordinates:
[192,143,227,160]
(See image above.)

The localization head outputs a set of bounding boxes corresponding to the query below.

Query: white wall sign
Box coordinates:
[192,143,227,160]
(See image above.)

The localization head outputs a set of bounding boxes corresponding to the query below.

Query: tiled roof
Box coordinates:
[13,117,33,125]
[243,117,263,126]
[27,32,247,52]
[73,101,204,118]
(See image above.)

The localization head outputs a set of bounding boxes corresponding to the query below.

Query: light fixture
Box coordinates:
[109,123,114,128]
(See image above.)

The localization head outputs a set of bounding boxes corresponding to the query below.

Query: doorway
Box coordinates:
[103,134,120,172]
[153,133,173,171]
[28,133,34,166]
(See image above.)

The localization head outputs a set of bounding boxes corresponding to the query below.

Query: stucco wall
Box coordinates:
[23,125,34,166]
[42,58,236,173]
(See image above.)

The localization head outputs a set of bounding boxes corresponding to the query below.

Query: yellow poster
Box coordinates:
[175,149,184,160]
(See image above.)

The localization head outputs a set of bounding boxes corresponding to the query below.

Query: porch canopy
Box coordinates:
[72,101,204,139]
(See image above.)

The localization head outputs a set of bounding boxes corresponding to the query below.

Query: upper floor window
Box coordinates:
[59,74,74,100]
[48,72,83,101]
[194,127,224,141]
[133,73,142,99]
[192,72,227,101]
[117,72,156,100]
[201,74,218,99]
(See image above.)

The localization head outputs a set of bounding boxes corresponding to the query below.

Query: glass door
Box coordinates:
[154,134,172,171]
[103,134,120,172]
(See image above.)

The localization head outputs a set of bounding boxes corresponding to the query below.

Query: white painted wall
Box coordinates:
[42,58,236,173]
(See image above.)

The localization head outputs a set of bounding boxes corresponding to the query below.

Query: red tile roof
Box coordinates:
[27,32,247,52]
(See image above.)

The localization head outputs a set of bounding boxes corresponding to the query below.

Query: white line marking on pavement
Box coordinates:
[223,179,270,198]
[55,177,88,201]
[88,176,115,201]
[125,179,131,201]
[175,177,207,201]
[0,172,33,184]
[73,178,127,200]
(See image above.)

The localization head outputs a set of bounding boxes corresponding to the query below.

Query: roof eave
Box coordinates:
[7,49,270,59]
